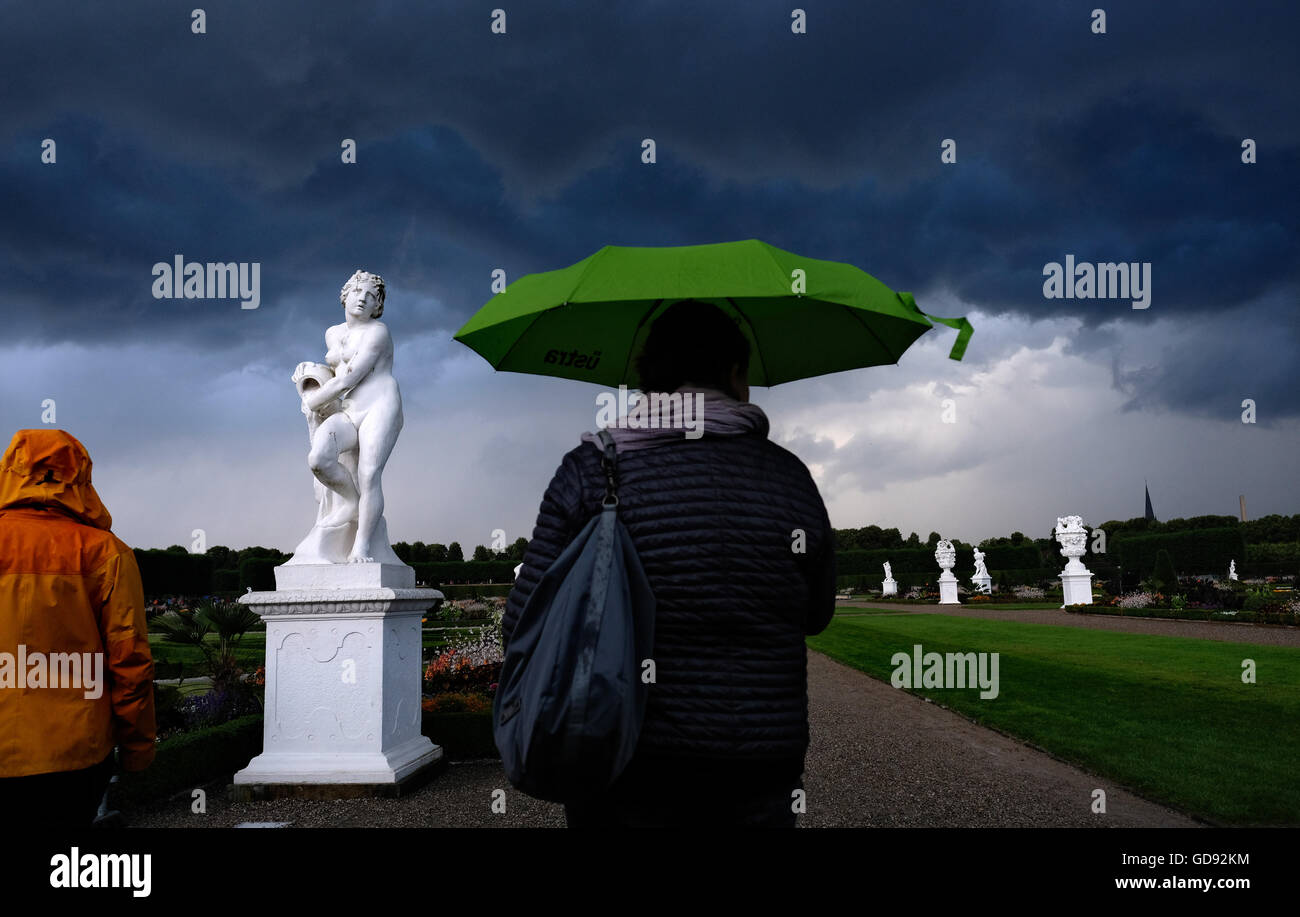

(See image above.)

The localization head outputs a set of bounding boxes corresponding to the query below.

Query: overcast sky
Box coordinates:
[2,0,1297,555]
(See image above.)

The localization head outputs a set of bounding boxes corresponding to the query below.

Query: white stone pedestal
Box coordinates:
[882,578,898,596]
[938,571,960,605]
[1060,568,1094,608]
[971,574,992,595]
[234,564,445,790]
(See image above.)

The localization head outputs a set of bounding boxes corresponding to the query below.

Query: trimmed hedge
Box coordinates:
[423,711,498,759]
[1113,527,1247,577]
[1246,542,1300,566]
[412,560,517,585]
[980,544,1044,569]
[238,557,280,592]
[114,713,263,809]
[134,549,213,596]
[436,583,513,600]
[212,568,240,592]
[837,566,1062,591]
[835,548,937,576]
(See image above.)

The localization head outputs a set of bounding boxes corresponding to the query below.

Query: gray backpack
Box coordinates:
[493,430,656,802]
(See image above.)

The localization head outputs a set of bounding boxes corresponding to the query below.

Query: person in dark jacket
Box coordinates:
[503,300,836,827]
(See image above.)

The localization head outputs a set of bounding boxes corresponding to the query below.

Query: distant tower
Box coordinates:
[1144,482,1156,522]
[1239,494,1248,522]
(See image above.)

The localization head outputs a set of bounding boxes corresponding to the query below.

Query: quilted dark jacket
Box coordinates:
[503,430,836,781]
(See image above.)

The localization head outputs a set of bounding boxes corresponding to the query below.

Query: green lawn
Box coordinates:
[807,613,1300,825]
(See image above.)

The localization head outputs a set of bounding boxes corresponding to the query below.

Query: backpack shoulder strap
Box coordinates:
[595,429,618,507]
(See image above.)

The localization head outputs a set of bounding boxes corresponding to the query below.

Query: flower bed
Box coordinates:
[422,604,503,758]
[1067,604,1299,626]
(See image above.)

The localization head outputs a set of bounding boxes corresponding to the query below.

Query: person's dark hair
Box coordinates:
[634,299,751,395]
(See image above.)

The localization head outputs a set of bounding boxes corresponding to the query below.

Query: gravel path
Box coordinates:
[838,601,1300,647]
[801,651,1196,827]
[124,650,1197,828]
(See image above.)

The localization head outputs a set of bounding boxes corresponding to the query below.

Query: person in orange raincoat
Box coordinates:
[0,429,156,828]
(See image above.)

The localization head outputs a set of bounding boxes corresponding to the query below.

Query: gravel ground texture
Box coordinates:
[124,649,1198,828]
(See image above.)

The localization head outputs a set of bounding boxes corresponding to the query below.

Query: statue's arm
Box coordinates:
[304,325,387,411]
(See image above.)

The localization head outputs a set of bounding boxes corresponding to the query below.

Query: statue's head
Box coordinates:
[340,270,386,319]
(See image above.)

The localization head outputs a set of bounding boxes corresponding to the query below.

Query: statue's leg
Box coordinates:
[309,413,360,528]
[349,405,402,563]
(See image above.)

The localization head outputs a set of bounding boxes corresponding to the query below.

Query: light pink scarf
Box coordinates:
[580,385,769,453]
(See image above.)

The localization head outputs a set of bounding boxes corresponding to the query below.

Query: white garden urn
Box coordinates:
[1055,514,1094,607]
[935,540,960,605]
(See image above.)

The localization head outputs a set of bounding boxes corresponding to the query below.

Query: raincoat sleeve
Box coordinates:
[97,547,157,771]
[502,450,585,647]
[802,493,837,636]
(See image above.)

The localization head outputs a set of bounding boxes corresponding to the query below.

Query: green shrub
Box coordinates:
[114,714,263,809]
[422,710,497,760]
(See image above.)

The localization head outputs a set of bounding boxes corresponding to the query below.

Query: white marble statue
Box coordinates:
[235,270,445,791]
[286,270,403,567]
[882,560,897,595]
[970,547,992,594]
[1229,559,1238,581]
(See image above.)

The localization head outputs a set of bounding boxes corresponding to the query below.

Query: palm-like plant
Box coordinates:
[152,602,262,693]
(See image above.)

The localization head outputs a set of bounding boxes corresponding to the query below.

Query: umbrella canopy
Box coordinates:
[454,239,971,387]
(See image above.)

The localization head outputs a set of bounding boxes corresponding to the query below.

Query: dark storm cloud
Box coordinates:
[1,0,1297,413]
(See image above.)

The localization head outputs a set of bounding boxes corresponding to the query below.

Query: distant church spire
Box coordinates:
[1144,481,1157,522]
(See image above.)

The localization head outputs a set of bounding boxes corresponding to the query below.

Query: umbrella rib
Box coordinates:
[836,301,899,365]
[491,246,612,374]
[618,298,665,386]
[491,309,549,371]
[725,297,771,387]
[753,239,901,369]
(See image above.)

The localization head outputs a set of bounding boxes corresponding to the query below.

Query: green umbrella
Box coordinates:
[454,238,972,387]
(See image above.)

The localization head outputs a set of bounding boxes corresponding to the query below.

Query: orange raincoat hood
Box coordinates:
[0,429,113,531]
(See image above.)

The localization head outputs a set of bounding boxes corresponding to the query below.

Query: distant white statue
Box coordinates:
[1229,559,1238,581]
[882,560,897,595]
[971,547,992,594]
[285,270,404,567]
